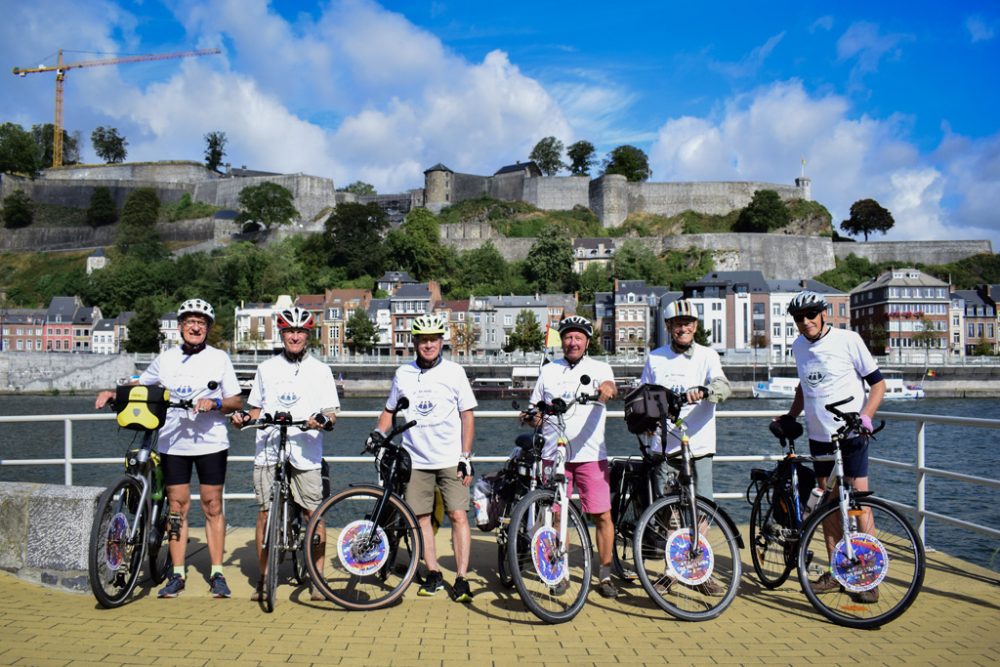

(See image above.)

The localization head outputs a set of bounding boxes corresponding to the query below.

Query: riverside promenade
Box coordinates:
[0,528,997,667]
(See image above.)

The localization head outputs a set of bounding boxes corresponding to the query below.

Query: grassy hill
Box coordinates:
[0,250,89,308]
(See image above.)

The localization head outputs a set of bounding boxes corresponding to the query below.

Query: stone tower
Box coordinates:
[424,163,453,213]
[795,176,812,201]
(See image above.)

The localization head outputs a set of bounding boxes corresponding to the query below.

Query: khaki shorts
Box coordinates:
[253,464,323,512]
[405,468,469,515]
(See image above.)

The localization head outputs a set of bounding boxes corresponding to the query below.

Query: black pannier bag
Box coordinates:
[623,383,679,434]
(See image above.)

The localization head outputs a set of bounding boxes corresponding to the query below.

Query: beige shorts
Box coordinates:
[253,464,322,512]
[405,468,469,515]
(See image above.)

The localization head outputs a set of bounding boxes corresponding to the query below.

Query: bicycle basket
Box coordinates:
[623,383,680,434]
[379,445,412,487]
[115,385,170,431]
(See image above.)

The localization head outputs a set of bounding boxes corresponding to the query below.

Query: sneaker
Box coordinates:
[654,577,676,595]
[452,576,473,603]
[549,580,569,596]
[209,573,231,598]
[418,570,444,597]
[309,585,326,602]
[596,578,620,599]
[849,586,880,604]
[157,573,185,598]
[810,572,842,594]
[695,577,725,597]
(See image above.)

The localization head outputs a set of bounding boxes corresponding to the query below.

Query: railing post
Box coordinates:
[915,419,926,544]
[64,418,73,486]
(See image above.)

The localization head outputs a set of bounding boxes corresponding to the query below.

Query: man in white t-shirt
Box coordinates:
[374,313,477,602]
[525,315,618,598]
[230,306,340,602]
[96,298,242,599]
[781,290,886,603]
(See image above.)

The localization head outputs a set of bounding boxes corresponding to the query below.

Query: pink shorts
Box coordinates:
[545,459,611,515]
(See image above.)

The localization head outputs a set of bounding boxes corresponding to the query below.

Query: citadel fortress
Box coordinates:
[0,161,992,279]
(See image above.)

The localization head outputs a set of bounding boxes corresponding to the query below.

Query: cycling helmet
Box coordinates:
[558,315,593,338]
[411,313,446,336]
[276,306,316,331]
[177,298,215,324]
[663,299,697,322]
[787,290,828,317]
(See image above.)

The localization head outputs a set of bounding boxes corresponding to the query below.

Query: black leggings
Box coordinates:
[161,449,229,486]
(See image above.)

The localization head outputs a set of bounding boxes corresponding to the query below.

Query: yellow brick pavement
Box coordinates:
[0,528,997,666]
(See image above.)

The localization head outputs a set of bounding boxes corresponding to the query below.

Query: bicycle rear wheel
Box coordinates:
[305,486,421,610]
[507,489,592,624]
[797,496,925,629]
[290,510,310,587]
[496,501,515,589]
[634,495,742,621]
[88,476,147,608]
[749,485,796,588]
[262,485,281,612]
[147,495,171,585]
[612,487,641,581]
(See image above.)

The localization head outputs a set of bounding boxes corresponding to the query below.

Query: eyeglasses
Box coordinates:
[792,310,824,323]
[669,319,698,329]
[181,318,209,328]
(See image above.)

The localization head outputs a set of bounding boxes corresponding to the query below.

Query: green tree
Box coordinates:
[116,188,165,261]
[588,331,605,356]
[450,319,480,356]
[204,131,227,172]
[125,297,164,353]
[577,262,612,306]
[661,248,715,290]
[567,140,596,177]
[840,198,895,241]
[457,241,509,292]
[694,320,711,347]
[91,126,128,163]
[385,207,452,280]
[86,186,117,228]
[345,307,378,353]
[0,122,41,176]
[912,317,940,362]
[972,340,994,356]
[611,239,669,284]
[733,189,790,233]
[529,136,565,176]
[504,309,544,353]
[31,124,79,166]
[320,202,389,279]
[523,226,575,293]
[602,145,651,182]
[236,181,299,230]
[337,181,377,196]
[2,190,34,229]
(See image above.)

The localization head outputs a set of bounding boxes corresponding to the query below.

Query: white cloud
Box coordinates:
[709,32,786,79]
[810,16,834,33]
[965,15,996,43]
[836,21,912,91]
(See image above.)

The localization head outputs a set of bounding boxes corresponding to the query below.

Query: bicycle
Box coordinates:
[631,384,744,621]
[506,376,596,624]
[609,444,664,582]
[88,383,201,608]
[304,398,423,610]
[795,397,925,628]
[239,410,333,612]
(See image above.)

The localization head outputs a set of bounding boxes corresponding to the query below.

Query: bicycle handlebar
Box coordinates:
[824,397,886,436]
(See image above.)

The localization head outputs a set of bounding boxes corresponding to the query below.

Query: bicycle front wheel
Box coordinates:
[634,495,742,621]
[507,489,592,624]
[749,485,796,589]
[88,476,147,608]
[262,485,282,612]
[305,486,421,610]
[147,495,171,585]
[797,496,925,628]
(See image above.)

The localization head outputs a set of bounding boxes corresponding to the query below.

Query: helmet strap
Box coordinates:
[282,348,306,363]
[181,341,206,355]
[416,353,442,370]
[805,320,831,343]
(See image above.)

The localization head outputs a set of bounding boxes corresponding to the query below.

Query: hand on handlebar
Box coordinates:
[364,430,386,454]
[95,390,115,410]
[308,412,336,432]
[859,414,873,434]
[230,410,252,427]
[684,386,709,405]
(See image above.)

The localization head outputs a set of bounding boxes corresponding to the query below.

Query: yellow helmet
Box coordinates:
[412,313,446,336]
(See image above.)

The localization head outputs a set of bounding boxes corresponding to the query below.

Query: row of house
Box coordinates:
[0,296,133,354]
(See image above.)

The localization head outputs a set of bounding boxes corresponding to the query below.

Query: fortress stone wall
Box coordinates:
[0,217,217,252]
[833,240,994,265]
[659,234,836,279]
[40,162,215,183]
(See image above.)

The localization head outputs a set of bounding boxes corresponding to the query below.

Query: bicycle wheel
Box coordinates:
[634,495,742,621]
[797,496,925,629]
[612,488,641,581]
[88,476,147,608]
[305,486,421,611]
[507,489,592,624]
[749,485,796,588]
[262,485,282,613]
[290,510,310,587]
[147,495,171,585]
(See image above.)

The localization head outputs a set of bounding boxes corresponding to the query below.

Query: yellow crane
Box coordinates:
[12,47,221,168]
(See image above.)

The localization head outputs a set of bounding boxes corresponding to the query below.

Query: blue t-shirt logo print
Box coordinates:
[415,400,435,416]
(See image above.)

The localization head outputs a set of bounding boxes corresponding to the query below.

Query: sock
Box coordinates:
[599,565,611,581]
[211,565,224,577]
[173,566,185,578]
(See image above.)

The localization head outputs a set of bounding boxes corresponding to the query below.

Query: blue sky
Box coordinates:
[2,0,999,248]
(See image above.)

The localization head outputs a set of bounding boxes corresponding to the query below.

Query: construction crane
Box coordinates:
[12,47,221,168]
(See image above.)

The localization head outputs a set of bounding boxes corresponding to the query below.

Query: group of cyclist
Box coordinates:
[96,285,885,604]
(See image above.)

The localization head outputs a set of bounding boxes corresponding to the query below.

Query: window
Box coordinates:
[839,303,846,316]
[504,314,512,326]
[773,324,781,337]
[968,324,975,337]
[711,320,722,344]
[786,324,796,337]
[989,325,995,338]
[712,302,722,311]
[978,323,985,338]
[752,303,764,315]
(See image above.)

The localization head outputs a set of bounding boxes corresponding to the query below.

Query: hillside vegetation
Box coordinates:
[0,250,89,307]
[815,252,1000,292]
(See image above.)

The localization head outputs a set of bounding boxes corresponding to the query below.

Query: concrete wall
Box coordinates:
[589,174,629,227]
[0,352,136,393]
[193,173,336,223]
[444,237,536,262]
[833,240,994,265]
[0,217,217,252]
[660,234,836,280]
[41,162,216,183]
[630,181,803,220]
[487,172,528,202]
[525,176,590,211]
[2,174,193,210]
[452,173,488,204]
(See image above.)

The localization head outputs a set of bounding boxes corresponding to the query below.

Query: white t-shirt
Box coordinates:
[247,353,340,471]
[385,359,477,470]
[530,356,614,463]
[792,327,879,443]
[139,345,241,456]
[639,343,726,458]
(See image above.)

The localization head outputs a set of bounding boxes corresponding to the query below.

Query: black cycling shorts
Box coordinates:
[161,449,229,487]
[809,435,869,481]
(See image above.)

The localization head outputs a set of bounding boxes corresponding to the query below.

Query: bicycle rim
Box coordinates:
[750,486,796,589]
[798,496,925,628]
[507,489,592,624]
[147,496,171,585]
[496,508,515,589]
[88,476,147,608]
[306,487,420,610]
[612,491,641,581]
[634,496,742,621]
[263,487,281,612]
[290,512,310,587]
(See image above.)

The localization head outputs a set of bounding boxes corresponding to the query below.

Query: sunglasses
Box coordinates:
[792,310,824,323]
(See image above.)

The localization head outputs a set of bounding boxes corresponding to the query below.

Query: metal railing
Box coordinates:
[1,409,998,546]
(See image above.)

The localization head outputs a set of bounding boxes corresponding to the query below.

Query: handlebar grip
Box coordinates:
[823,397,853,417]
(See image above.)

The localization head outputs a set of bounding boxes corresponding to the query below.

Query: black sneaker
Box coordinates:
[596,578,620,599]
[158,573,185,598]
[418,570,444,597]
[209,573,231,598]
[452,576,473,603]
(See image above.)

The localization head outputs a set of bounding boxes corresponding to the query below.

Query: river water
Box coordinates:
[1,395,997,571]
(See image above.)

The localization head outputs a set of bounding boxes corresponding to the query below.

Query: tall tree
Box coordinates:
[385,207,453,281]
[2,190,34,229]
[91,126,128,163]
[458,241,509,289]
[733,189,790,233]
[840,198,895,241]
[86,186,117,228]
[337,181,377,195]
[529,136,565,176]
[567,140,596,177]
[236,181,299,230]
[32,124,79,166]
[345,307,378,353]
[204,131,227,172]
[450,319,480,356]
[577,262,612,305]
[322,202,389,279]
[612,239,669,284]
[602,145,651,182]
[0,122,41,176]
[124,297,164,353]
[504,309,544,353]
[523,226,575,293]
[116,187,165,261]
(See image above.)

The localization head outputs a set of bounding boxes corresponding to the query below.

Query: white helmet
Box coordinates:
[178,298,215,324]
[558,315,593,338]
[276,306,316,331]
[663,299,697,322]
[787,291,828,317]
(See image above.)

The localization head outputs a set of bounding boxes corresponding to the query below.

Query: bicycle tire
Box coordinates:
[496,500,518,589]
[634,495,742,621]
[305,486,421,611]
[507,488,592,624]
[290,510,310,587]
[147,495,171,585]
[797,496,925,629]
[88,476,147,608]
[262,483,282,613]
[749,484,796,589]
[612,486,641,581]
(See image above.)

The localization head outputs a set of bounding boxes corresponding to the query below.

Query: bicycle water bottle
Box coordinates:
[472,478,491,528]
[804,487,824,516]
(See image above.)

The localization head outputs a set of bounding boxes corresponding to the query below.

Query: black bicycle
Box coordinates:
[304,399,422,610]
[609,445,663,582]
